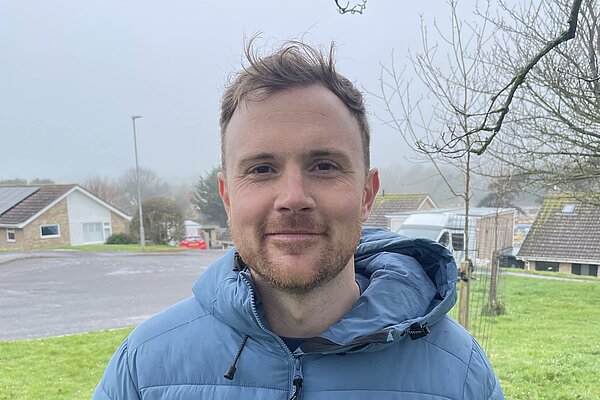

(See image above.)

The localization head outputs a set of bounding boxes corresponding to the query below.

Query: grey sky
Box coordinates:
[0,1,456,184]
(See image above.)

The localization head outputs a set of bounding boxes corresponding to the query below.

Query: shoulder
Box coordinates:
[421,317,503,398]
[422,316,477,363]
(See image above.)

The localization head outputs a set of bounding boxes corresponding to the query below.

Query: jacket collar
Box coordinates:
[192,227,458,353]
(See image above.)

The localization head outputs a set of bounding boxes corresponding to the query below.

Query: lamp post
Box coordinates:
[131,115,145,251]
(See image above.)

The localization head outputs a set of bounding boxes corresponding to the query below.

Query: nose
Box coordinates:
[273,168,315,213]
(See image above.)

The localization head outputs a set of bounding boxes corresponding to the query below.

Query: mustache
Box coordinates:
[261,215,328,235]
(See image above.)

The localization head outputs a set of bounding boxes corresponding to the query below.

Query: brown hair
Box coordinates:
[220,39,370,172]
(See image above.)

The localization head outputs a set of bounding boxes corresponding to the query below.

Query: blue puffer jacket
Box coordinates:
[93,228,503,399]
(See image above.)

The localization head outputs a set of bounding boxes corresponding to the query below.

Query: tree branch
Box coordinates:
[334,0,367,14]
[471,0,583,155]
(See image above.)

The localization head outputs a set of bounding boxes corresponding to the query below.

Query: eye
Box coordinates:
[250,165,273,174]
[314,162,336,171]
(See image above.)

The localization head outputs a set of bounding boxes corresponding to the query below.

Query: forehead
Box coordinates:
[223,85,363,168]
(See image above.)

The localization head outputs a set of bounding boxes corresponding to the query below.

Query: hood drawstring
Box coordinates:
[223,335,249,380]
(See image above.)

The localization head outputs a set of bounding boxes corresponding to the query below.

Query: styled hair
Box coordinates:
[220,39,370,172]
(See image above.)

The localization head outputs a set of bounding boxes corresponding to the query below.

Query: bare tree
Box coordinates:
[374,0,503,328]
[119,167,171,212]
[484,0,598,200]
[376,0,503,254]
[82,175,125,210]
[334,0,367,15]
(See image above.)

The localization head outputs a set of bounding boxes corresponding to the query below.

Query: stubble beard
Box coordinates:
[233,216,363,295]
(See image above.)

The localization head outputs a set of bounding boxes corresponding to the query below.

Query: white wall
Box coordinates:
[67,190,112,245]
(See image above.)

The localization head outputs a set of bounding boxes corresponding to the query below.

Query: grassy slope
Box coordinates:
[1,276,599,399]
[489,276,600,400]
[0,329,131,400]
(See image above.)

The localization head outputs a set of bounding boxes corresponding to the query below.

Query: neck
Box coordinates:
[252,260,360,338]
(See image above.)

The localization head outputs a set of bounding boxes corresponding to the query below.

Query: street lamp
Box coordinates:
[131,115,145,251]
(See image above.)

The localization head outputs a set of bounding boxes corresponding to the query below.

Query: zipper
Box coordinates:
[239,272,305,399]
[289,356,304,400]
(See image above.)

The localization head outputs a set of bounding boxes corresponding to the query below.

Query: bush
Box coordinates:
[105,233,136,244]
[483,300,506,316]
[129,197,185,245]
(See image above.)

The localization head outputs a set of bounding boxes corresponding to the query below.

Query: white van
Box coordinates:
[394,213,456,252]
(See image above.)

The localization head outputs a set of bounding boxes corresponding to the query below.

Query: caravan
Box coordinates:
[393,213,458,253]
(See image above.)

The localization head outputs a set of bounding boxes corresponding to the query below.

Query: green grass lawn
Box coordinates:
[0,329,132,400]
[488,275,600,400]
[1,275,599,399]
[501,267,600,282]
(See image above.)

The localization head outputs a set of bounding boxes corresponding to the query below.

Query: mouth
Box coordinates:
[265,231,321,237]
[264,231,323,243]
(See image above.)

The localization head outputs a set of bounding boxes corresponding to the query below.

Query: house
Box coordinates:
[517,193,600,277]
[364,193,437,230]
[387,207,516,264]
[0,184,131,251]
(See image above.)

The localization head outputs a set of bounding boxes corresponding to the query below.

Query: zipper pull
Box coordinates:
[289,377,303,400]
[289,356,303,400]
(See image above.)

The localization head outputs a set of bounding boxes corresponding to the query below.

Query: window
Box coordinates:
[6,229,16,242]
[103,222,112,241]
[561,204,576,214]
[438,232,450,247]
[40,224,60,238]
[572,264,599,277]
[535,261,559,272]
[451,233,465,251]
[83,222,104,243]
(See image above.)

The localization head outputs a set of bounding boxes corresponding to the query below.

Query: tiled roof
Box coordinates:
[518,193,600,263]
[365,193,434,229]
[0,185,75,225]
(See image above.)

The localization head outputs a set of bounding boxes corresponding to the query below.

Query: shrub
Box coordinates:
[130,197,185,245]
[105,233,136,245]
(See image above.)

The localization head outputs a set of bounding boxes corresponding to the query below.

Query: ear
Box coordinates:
[361,168,380,222]
[218,171,232,220]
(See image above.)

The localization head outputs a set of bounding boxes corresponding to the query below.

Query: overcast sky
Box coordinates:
[1,1,462,184]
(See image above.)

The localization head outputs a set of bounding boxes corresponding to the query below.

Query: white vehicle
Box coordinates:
[394,213,456,252]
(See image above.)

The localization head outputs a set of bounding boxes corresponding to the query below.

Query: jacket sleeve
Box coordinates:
[92,339,141,400]
[462,340,504,399]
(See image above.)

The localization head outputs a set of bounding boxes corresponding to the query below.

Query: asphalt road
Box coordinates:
[0,250,227,341]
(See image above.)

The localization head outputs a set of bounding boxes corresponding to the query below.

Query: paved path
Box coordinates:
[0,250,226,341]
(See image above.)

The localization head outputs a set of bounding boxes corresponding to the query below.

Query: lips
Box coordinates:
[265,232,322,241]
[265,231,321,236]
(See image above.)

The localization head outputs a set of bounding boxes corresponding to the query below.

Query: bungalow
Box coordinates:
[517,193,600,277]
[364,193,437,230]
[0,184,131,251]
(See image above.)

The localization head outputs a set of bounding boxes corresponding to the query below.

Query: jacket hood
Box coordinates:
[192,227,458,354]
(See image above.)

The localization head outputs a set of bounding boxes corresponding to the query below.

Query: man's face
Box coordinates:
[219,85,379,294]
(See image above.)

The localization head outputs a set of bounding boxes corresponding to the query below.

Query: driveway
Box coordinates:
[0,250,226,341]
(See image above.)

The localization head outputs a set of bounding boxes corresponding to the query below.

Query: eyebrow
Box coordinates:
[307,149,353,165]
[236,148,354,170]
[236,152,277,170]
[239,152,277,163]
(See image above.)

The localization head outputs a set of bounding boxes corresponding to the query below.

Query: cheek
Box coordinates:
[229,190,269,227]
[319,189,365,221]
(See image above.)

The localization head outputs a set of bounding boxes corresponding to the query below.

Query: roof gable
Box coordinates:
[0,185,75,226]
[518,193,600,263]
[0,186,40,215]
[365,193,435,229]
[0,184,131,227]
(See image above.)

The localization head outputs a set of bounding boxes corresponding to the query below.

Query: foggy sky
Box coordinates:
[0,1,458,184]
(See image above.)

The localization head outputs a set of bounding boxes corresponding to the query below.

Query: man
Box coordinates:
[93,41,504,399]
